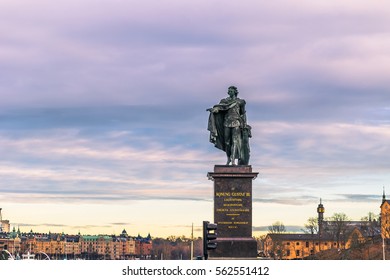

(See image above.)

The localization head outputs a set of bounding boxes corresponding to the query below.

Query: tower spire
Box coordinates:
[383,186,386,204]
[0,208,2,233]
[317,199,325,237]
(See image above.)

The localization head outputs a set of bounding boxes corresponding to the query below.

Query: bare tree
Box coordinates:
[359,212,380,241]
[255,234,267,256]
[303,217,318,235]
[267,222,286,259]
[361,212,379,222]
[302,217,318,255]
[325,213,350,248]
[268,221,286,233]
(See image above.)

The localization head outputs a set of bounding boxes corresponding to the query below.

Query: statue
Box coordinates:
[207,86,252,165]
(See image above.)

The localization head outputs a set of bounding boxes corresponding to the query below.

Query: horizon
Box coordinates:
[2,195,384,238]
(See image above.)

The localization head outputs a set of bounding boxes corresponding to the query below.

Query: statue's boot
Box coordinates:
[226,156,231,165]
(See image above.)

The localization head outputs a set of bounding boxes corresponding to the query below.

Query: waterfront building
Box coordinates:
[135,233,152,259]
[0,224,151,260]
[264,199,381,260]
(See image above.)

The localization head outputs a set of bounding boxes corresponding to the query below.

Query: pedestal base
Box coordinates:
[209,237,258,259]
[208,165,258,259]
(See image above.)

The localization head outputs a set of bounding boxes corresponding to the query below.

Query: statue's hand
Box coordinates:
[206,107,219,113]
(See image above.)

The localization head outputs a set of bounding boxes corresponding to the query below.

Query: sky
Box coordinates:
[1,0,390,238]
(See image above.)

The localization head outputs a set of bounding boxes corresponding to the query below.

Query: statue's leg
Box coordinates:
[224,127,232,165]
[231,127,241,165]
[240,130,250,165]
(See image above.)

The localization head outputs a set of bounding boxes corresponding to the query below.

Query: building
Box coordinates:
[264,199,381,259]
[135,233,152,259]
[264,233,338,259]
[380,189,390,240]
[0,225,151,260]
[0,208,10,233]
[0,207,154,260]
[0,234,21,259]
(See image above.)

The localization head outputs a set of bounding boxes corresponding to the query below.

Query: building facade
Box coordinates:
[0,208,10,233]
[380,190,390,240]
[0,227,152,260]
[264,200,380,260]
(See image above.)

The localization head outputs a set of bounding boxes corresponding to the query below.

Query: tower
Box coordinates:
[381,187,390,240]
[0,208,2,232]
[317,199,325,237]
[382,186,386,205]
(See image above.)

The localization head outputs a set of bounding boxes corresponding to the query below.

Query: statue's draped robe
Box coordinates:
[207,98,251,165]
[207,103,228,152]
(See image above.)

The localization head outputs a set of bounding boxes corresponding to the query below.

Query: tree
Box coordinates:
[325,213,350,248]
[151,236,198,260]
[302,217,318,255]
[303,217,318,235]
[267,221,286,260]
[359,212,380,240]
[361,212,379,222]
[268,221,286,233]
[255,234,267,256]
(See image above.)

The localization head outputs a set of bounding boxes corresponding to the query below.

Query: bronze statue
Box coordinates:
[207,86,251,165]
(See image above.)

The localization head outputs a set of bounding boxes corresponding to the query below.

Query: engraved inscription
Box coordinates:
[214,178,253,237]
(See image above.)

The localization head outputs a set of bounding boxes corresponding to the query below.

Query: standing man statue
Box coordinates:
[207,86,251,165]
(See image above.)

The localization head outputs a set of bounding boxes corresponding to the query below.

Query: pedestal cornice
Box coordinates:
[207,165,258,181]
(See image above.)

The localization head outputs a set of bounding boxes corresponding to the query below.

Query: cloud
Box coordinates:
[1,0,390,235]
[1,0,390,109]
[13,222,121,232]
[16,223,67,228]
[109,222,132,226]
[252,225,303,233]
[251,121,390,166]
[335,194,382,203]
[253,197,318,206]
[1,107,389,207]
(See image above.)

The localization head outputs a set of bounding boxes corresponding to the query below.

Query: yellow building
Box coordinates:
[264,233,339,259]
[264,200,380,260]
[380,190,390,240]
[0,207,148,260]
[0,236,21,259]
[1,220,10,233]
[14,231,138,260]
[79,231,137,260]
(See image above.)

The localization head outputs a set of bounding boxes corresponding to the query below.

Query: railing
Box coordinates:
[1,249,14,260]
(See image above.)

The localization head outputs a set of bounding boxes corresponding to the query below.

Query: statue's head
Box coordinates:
[227,86,238,97]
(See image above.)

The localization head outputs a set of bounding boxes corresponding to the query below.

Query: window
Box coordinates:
[286,250,290,256]
[296,242,300,246]
[296,250,300,257]
[287,242,290,245]
[305,242,309,248]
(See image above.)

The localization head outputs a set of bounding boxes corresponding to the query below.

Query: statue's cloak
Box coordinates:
[207,101,237,152]
[208,107,227,152]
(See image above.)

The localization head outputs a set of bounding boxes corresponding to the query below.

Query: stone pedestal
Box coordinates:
[207,165,258,259]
